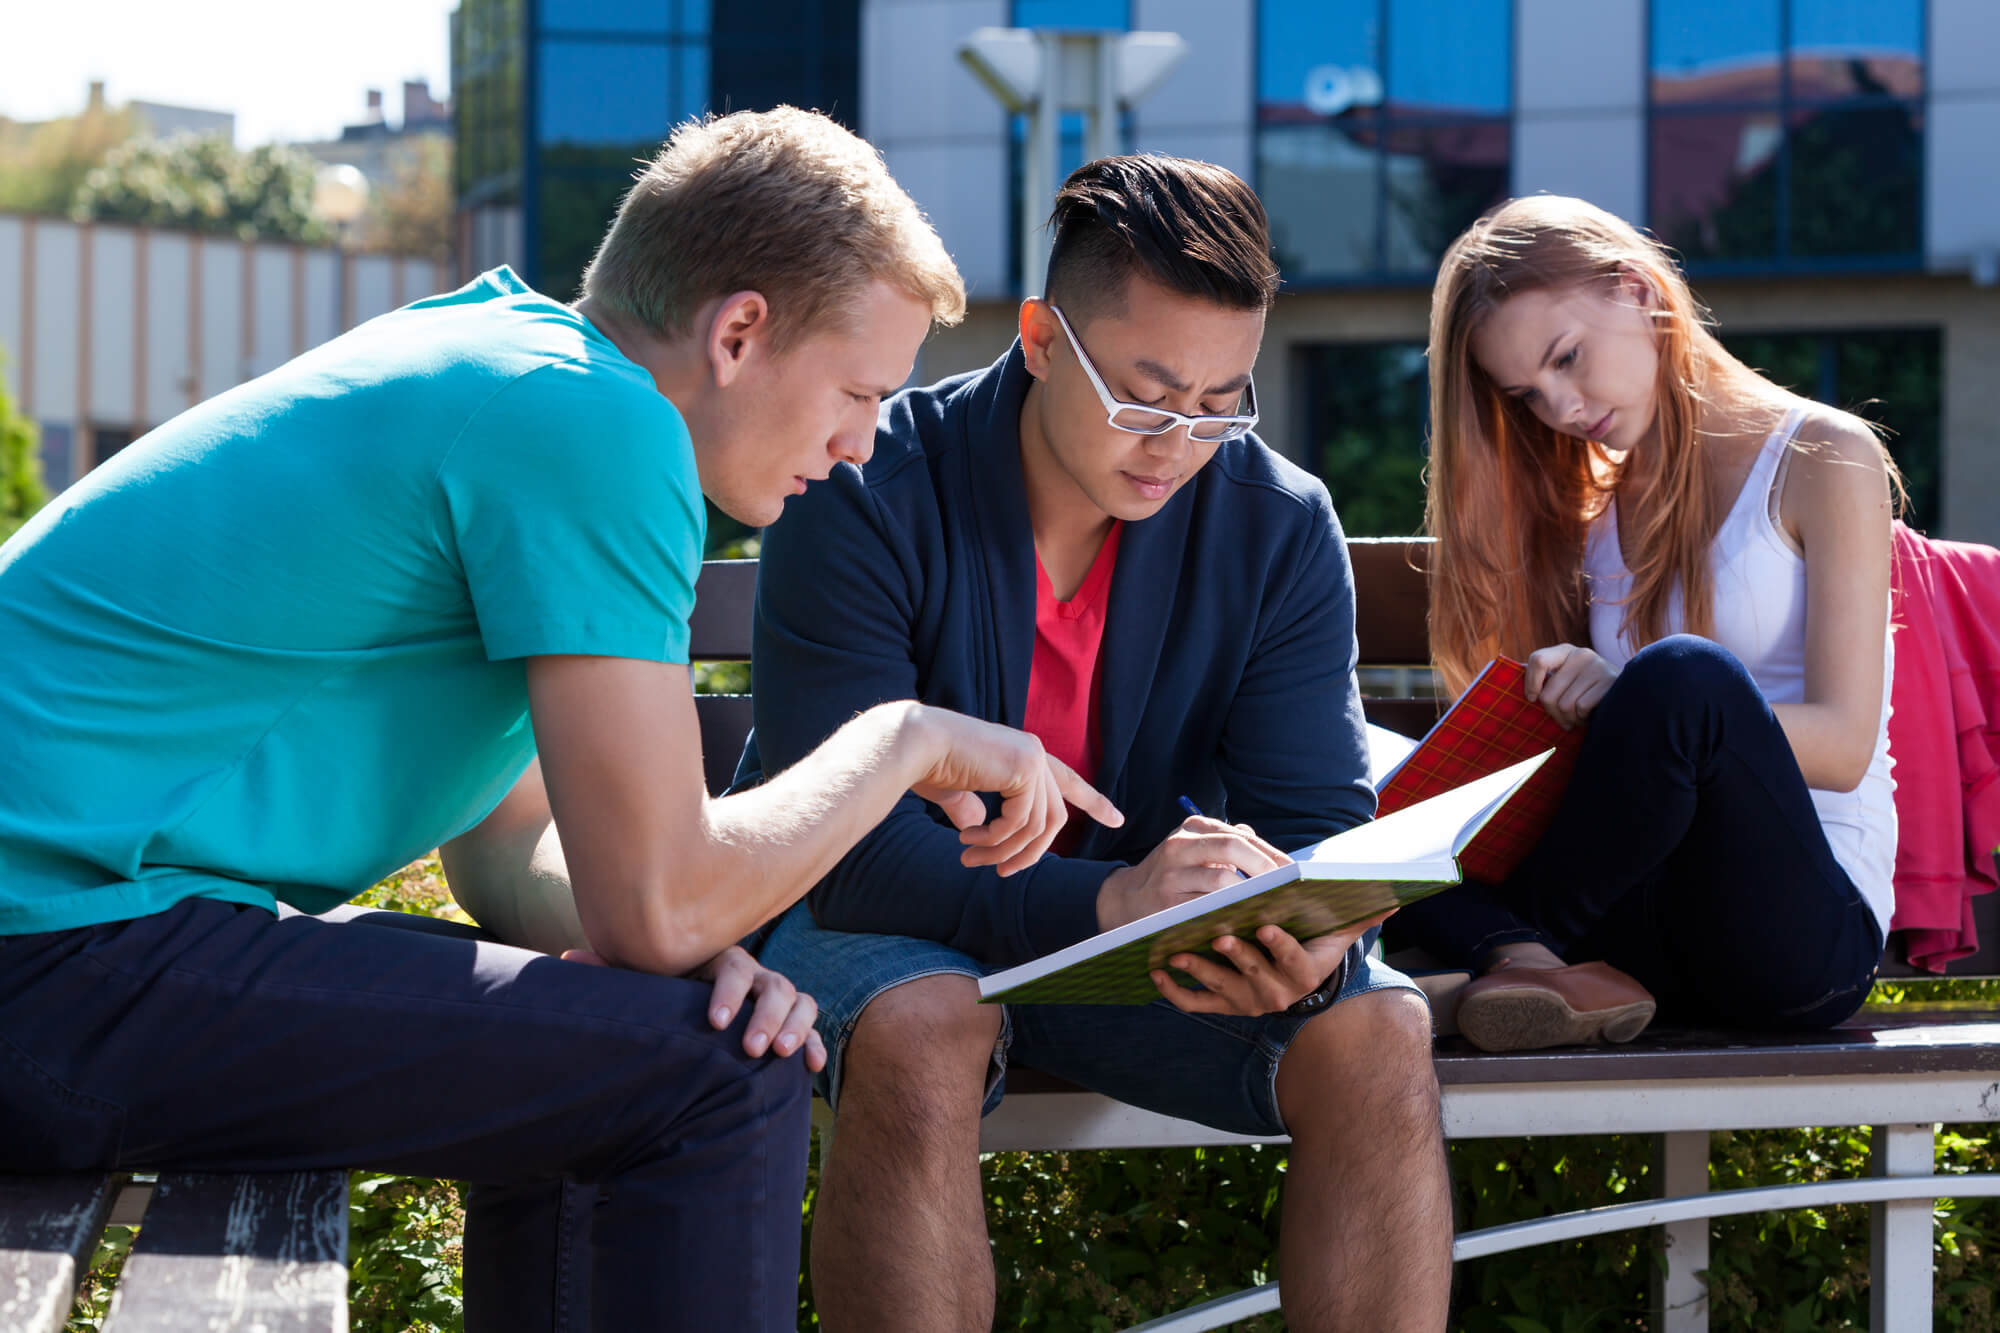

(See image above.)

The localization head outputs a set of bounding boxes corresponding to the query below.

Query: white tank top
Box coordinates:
[1581,407,1897,939]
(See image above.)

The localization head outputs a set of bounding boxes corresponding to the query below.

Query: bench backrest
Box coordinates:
[687,537,1998,978]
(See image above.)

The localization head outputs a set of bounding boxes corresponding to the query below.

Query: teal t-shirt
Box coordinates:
[0,266,704,934]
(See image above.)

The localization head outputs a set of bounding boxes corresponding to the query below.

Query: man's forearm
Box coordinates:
[571,700,945,974]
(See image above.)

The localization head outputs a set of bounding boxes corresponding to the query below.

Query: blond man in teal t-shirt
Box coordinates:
[0,109,1117,1332]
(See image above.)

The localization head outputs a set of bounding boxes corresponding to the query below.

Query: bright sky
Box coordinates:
[0,0,458,146]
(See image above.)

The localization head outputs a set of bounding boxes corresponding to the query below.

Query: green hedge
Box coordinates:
[61,865,1999,1332]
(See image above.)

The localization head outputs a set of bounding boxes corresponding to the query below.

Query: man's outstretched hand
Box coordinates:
[900,705,1124,876]
[561,944,826,1071]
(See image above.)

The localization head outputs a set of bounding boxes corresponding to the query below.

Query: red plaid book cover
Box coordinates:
[1374,657,1582,884]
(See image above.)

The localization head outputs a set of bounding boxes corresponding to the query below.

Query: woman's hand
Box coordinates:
[1525,643,1618,729]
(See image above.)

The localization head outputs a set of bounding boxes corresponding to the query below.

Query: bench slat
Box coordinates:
[689,558,758,662]
[102,1171,347,1333]
[0,1173,121,1333]
[1347,537,1431,666]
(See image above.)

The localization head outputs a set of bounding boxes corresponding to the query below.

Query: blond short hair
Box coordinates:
[582,107,966,348]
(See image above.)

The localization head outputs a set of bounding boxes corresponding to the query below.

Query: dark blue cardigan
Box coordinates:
[735,342,1374,968]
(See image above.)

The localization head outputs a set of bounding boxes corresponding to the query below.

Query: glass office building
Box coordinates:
[450,0,1998,543]
[453,0,859,300]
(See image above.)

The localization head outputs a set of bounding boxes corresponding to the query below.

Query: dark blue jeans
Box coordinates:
[1389,636,1883,1028]
[0,896,811,1332]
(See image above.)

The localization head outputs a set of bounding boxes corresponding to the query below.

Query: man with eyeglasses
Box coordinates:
[736,155,1451,1332]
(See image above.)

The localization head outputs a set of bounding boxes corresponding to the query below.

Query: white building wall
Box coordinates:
[0,216,22,400]
[352,255,396,325]
[197,238,243,402]
[252,245,295,377]
[1510,0,1646,223]
[32,222,80,427]
[1926,0,2000,272]
[303,249,342,351]
[861,0,1012,300]
[1130,0,1253,181]
[88,227,138,427]
[145,233,194,426]
[4,211,448,489]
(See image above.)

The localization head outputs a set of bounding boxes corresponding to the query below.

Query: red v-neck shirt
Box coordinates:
[1024,523,1123,852]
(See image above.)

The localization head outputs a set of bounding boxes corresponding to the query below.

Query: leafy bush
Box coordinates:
[0,348,48,542]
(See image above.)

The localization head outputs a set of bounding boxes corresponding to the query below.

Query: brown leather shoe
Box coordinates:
[1456,959,1657,1052]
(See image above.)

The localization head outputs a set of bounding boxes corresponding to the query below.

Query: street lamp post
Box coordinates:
[958,26,1189,298]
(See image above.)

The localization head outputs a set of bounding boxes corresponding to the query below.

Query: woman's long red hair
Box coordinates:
[1426,196,1749,696]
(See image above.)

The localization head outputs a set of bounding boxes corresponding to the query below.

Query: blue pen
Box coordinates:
[1175,796,1251,878]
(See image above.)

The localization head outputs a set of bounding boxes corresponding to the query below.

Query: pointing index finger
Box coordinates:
[1049,757,1124,828]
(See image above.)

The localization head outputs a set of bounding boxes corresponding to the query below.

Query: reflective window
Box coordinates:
[1301,326,1944,538]
[38,422,72,491]
[454,0,525,198]
[1648,0,1925,268]
[535,173,632,303]
[1296,342,1431,537]
[536,0,674,36]
[91,425,136,464]
[1261,124,1383,278]
[537,41,675,151]
[1651,0,1781,104]
[1786,102,1922,256]
[1387,0,1509,114]
[710,0,859,125]
[1380,121,1511,271]
[1792,0,1924,99]
[1258,0,1511,281]
[1016,0,1125,26]
[1722,328,1941,532]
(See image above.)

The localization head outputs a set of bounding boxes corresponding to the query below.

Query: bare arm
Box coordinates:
[1769,414,1895,792]
[443,655,1121,975]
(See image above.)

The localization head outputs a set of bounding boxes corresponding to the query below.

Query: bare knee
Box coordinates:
[1278,988,1440,1133]
[838,973,999,1141]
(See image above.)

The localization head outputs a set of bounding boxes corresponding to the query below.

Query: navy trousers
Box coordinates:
[1390,636,1883,1028]
[0,895,811,1332]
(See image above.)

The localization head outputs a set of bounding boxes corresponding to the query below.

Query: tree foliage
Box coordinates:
[71,132,330,244]
[363,135,455,261]
[0,349,49,542]
[0,103,138,216]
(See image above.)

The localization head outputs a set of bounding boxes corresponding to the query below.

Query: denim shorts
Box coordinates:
[757,901,1422,1139]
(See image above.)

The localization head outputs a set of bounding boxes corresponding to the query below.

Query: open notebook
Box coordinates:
[979,752,1552,1005]
[1372,656,1584,885]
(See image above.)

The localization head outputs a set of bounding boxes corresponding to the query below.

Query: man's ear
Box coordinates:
[705,290,772,388]
[1019,298,1061,382]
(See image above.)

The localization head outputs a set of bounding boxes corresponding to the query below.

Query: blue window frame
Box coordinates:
[1648,0,1925,271]
[1256,0,1513,284]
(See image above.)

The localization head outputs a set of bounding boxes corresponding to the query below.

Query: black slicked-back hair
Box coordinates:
[1043,155,1279,322]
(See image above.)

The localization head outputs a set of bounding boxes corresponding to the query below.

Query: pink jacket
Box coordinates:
[1887,524,2000,971]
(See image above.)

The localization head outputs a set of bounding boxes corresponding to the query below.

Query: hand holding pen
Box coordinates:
[1176,796,1250,879]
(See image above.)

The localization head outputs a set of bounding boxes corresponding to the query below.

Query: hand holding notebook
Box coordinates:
[980,752,1554,1005]
[1374,656,1584,886]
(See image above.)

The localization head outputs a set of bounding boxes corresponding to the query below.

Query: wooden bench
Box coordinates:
[0,1170,347,1333]
[689,538,2000,1333]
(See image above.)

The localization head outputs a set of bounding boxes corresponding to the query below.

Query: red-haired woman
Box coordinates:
[1393,195,1901,1052]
